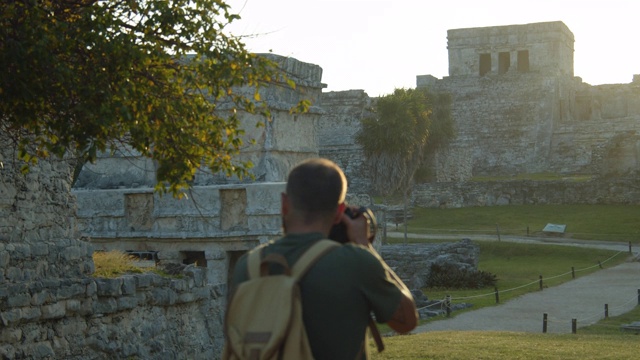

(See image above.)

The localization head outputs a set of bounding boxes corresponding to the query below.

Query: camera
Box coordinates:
[328,206,377,244]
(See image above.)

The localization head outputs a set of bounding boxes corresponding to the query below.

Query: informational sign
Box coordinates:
[543,223,566,233]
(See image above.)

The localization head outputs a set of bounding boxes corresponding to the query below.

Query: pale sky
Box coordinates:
[227,0,639,97]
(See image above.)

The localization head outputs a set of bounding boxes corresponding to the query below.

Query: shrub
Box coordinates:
[427,263,497,289]
[93,250,146,278]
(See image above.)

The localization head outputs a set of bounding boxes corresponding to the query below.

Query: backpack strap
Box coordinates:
[291,240,340,281]
[247,243,270,280]
[292,239,385,353]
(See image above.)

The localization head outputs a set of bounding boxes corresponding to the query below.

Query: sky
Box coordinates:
[226,0,640,97]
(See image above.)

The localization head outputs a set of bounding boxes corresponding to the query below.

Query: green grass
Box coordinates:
[370,331,639,359]
[420,241,629,317]
[370,204,640,359]
[402,204,640,242]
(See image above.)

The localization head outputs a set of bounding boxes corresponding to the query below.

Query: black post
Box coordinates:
[445,295,452,318]
[542,313,548,333]
[637,289,640,305]
[630,241,633,255]
[572,319,577,334]
[496,224,501,241]
[494,287,500,304]
[598,260,603,269]
[571,266,575,279]
[605,304,609,319]
[539,275,543,290]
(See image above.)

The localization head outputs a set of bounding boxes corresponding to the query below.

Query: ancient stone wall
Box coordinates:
[317,90,373,192]
[1,267,225,359]
[73,182,285,285]
[412,177,640,209]
[381,240,479,290]
[1,137,226,359]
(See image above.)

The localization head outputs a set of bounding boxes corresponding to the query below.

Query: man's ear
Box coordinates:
[333,202,346,225]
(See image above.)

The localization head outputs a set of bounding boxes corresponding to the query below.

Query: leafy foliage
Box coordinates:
[0,0,298,195]
[427,263,498,289]
[356,88,454,196]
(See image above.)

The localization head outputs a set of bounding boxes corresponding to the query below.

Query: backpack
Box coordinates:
[222,239,340,360]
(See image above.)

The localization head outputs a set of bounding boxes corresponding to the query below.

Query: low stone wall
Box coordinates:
[380,240,479,290]
[1,138,227,360]
[412,177,640,208]
[0,266,225,359]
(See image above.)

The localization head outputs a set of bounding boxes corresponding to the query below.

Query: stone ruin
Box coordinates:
[3,20,640,358]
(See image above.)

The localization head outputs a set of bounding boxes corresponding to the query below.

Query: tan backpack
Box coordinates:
[223,240,340,360]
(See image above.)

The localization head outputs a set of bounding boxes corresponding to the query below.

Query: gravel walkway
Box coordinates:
[384,232,640,334]
[413,261,640,334]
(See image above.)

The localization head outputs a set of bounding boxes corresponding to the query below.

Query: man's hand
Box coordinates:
[339,206,371,246]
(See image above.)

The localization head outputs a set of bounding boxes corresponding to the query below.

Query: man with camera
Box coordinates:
[228,158,418,359]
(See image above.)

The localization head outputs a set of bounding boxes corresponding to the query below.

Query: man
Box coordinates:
[230,158,418,359]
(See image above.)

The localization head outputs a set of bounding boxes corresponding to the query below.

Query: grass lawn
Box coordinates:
[399,204,640,242]
[371,204,640,359]
[370,330,639,359]
[421,241,630,314]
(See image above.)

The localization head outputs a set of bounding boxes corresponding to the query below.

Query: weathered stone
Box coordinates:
[41,302,66,320]
[121,276,136,295]
[7,292,31,307]
[21,306,42,321]
[57,283,86,299]
[95,278,123,297]
[93,298,118,314]
[116,296,138,310]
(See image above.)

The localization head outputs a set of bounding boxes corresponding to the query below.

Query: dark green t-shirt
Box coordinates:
[230,233,403,360]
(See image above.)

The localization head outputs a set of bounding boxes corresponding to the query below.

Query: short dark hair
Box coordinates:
[286,158,347,222]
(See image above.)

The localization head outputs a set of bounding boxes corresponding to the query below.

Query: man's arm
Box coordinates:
[383,266,418,333]
[341,210,418,333]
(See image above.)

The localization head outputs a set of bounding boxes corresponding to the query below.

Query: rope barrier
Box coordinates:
[444,251,628,302]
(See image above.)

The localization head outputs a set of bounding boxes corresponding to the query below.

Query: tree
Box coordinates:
[0,0,301,196]
[356,88,454,241]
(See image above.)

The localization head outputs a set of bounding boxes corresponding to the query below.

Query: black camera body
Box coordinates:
[328,206,377,244]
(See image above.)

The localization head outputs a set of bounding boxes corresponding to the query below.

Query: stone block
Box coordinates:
[95,278,123,297]
[29,342,55,358]
[57,283,86,299]
[170,279,187,292]
[86,281,97,296]
[149,288,177,306]
[0,329,22,343]
[245,184,284,215]
[74,190,126,217]
[93,298,118,314]
[0,251,10,267]
[0,344,15,359]
[8,290,32,308]
[21,306,42,321]
[0,309,21,326]
[41,302,66,319]
[177,292,196,303]
[125,193,153,231]
[153,187,221,216]
[120,276,136,295]
[65,299,81,313]
[117,296,138,310]
[5,267,22,282]
[135,273,154,289]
